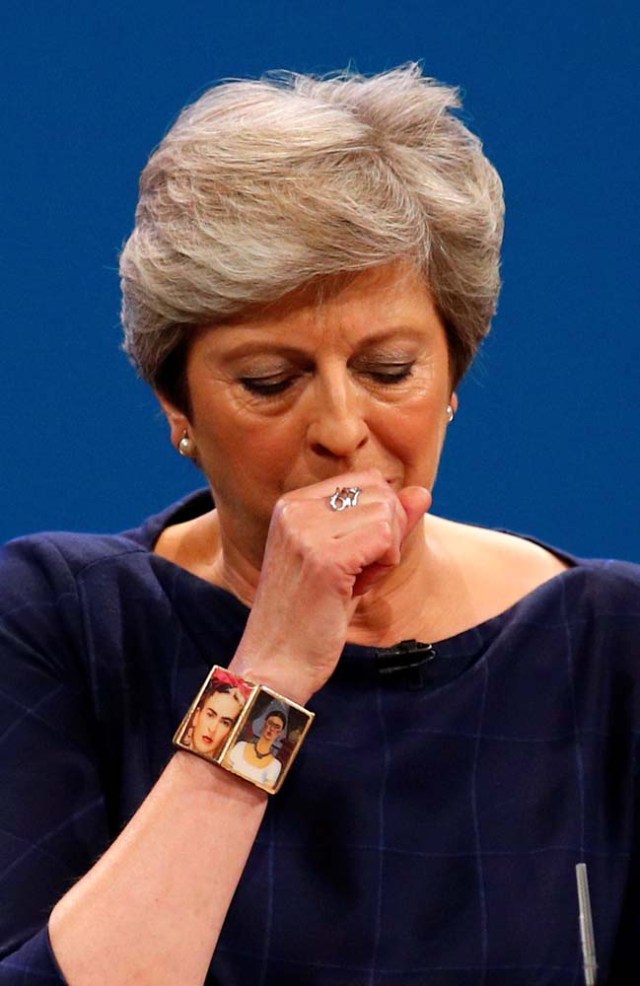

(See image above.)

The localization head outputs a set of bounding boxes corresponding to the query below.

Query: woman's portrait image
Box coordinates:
[223,696,314,793]
[174,667,251,763]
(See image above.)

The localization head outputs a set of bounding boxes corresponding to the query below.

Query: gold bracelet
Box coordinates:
[173,665,315,794]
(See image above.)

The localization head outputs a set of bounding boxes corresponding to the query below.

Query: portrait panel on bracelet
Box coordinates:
[222,690,314,793]
[174,666,314,792]
[173,666,252,763]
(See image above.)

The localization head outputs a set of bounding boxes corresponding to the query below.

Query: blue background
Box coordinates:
[2,1,638,560]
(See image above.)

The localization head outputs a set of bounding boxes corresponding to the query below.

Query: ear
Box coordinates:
[449,391,459,416]
[156,391,191,449]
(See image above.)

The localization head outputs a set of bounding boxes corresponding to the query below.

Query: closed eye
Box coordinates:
[365,363,415,384]
[239,362,415,395]
[239,375,298,396]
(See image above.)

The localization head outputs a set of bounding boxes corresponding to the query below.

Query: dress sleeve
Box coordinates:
[267,757,282,786]
[0,537,111,984]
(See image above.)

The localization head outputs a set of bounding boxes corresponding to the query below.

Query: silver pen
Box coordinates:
[576,863,598,986]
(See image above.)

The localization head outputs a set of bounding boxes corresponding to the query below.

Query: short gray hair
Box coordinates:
[120,64,504,404]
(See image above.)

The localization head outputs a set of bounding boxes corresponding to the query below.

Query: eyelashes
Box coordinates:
[365,363,415,384]
[240,363,415,398]
[239,375,300,396]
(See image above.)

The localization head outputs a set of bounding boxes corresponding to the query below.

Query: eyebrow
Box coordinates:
[207,327,432,363]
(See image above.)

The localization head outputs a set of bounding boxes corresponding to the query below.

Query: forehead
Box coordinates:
[260,261,431,322]
[204,691,240,715]
[190,261,446,359]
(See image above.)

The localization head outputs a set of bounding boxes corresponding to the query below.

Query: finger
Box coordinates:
[281,468,390,504]
[339,487,426,561]
[327,500,401,541]
[397,486,432,539]
[352,561,396,596]
[276,482,404,544]
[351,488,431,595]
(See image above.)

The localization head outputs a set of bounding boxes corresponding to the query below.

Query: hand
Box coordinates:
[231,469,431,702]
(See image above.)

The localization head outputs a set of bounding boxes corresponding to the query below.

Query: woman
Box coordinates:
[225,707,287,789]
[182,673,248,760]
[0,65,638,985]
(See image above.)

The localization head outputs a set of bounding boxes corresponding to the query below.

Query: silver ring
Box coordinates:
[328,486,362,511]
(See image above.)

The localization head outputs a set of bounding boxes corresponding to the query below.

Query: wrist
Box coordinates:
[228,653,316,706]
[170,749,268,805]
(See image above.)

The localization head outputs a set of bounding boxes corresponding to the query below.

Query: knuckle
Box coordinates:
[271,496,290,521]
[370,498,396,525]
[376,518,395,547]
[274,496,304,527]
[382,497,397,519]
[275,491,299,512]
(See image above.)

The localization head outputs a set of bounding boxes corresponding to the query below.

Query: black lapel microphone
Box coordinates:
[374,639,437,690]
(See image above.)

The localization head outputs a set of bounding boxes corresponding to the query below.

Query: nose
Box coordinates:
[306,371,369,460]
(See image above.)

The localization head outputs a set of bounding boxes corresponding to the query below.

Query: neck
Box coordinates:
[212,510,462,647]
[207,509,269,607]
[254,738,273,757]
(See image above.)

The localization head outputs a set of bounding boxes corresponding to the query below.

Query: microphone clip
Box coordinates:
[374,639,437,690]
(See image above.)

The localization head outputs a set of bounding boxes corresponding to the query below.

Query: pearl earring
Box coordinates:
[446,404,455,424]
[178,431,196,458]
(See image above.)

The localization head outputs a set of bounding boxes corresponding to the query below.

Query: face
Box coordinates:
[163,261,456,564]
[262,715,285,744]
[190,691,241,757]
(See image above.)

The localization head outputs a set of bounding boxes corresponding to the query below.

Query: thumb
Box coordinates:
[351,486,431,598]
[397,485,432,537]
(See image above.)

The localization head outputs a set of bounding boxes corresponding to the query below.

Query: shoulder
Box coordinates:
[229,741,248,761]
[0,498,179,646]
[0,530,147,597]
[434,514,640,593]
[269,758,282,779]
[425,516,572,631]
[0,532,150,675]
[0,488,212,596]
[558,554,640,618]
[476,527,640,615]
[425,515,640,638]
[461,524,640,650]
[441,519,571,572]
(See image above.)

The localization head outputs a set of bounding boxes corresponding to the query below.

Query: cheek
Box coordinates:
[383,407,449,486]
[386,405,446,455]
[198,414,297,485]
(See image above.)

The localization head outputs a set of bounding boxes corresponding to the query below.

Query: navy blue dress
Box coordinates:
[1,490,639,984]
